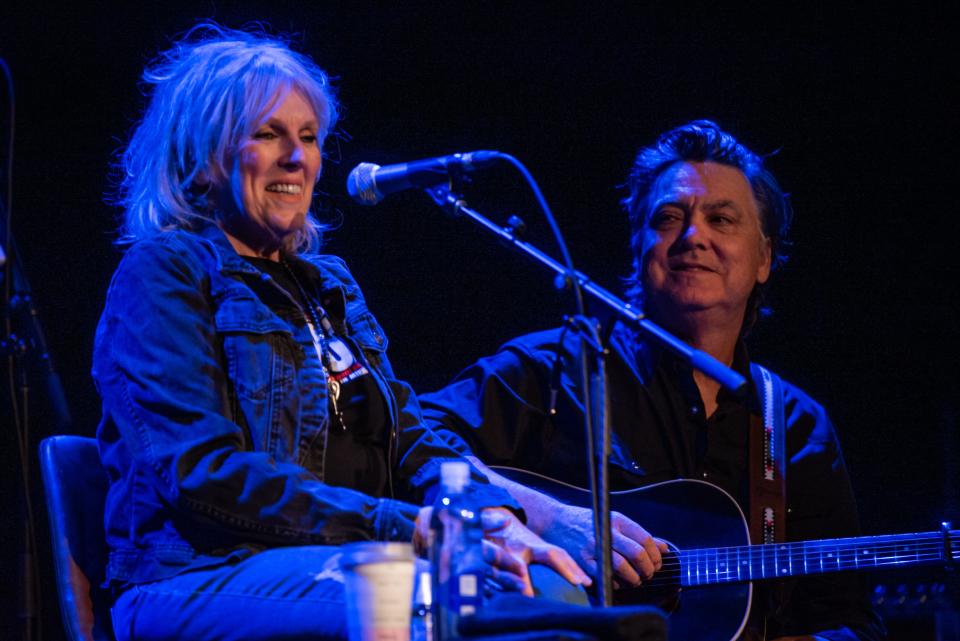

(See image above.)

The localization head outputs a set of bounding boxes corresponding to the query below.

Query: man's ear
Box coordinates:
[757,236,772,285]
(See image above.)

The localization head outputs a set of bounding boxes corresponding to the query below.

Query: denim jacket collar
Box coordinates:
[195,223,350,316]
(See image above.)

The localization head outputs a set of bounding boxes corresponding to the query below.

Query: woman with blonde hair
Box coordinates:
[95,22,586,640]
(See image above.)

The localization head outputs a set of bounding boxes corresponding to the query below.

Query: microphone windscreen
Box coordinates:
[346,163,383,206]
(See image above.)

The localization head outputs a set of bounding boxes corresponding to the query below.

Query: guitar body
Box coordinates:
[493,467,754,641]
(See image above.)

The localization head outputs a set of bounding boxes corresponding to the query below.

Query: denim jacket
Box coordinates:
[93,226,511,586]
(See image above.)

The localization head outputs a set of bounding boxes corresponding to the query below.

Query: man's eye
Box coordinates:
[650,212,681,228]
[710,214,735,225]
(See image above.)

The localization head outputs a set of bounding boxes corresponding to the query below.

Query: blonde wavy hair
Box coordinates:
[115,22,338,253]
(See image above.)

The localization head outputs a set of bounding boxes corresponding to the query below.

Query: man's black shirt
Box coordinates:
[420,324,885,641]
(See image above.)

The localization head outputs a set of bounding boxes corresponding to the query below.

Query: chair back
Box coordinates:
[39,435,114,641]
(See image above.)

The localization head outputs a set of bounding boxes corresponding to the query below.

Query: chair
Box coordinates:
[39,435,115,641]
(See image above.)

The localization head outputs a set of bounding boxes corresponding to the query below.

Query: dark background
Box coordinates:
[1,3,957,639]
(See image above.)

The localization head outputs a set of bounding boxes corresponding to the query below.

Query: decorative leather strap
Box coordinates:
[748,364,786,545]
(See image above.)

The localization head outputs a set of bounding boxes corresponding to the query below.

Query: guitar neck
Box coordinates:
[678,530,959,587]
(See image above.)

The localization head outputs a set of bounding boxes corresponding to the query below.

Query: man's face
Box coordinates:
[640,161,771,326]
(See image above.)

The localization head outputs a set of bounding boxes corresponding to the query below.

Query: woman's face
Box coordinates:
[220,89,322,257]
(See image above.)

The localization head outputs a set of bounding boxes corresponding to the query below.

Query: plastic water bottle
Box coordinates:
[429,461,486,641]
[411,569,433,641]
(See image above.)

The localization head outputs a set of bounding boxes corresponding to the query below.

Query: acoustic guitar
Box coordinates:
[493,466,957,641]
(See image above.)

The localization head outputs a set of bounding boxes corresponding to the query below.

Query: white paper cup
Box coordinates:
[339,542,416,641]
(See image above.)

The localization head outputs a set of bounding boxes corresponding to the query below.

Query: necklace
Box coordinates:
[280,257,346,430]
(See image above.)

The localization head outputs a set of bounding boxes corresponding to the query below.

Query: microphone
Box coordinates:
[346,150,501,205]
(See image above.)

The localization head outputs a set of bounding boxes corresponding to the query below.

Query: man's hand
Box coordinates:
[413,505,591,597]
[541,503,668,587]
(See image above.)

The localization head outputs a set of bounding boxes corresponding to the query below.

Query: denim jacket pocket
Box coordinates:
[346,310,389,364]
[215,296,299,461]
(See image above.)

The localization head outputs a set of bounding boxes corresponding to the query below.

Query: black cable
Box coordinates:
[491,152,585,317]
[1,54,43,641]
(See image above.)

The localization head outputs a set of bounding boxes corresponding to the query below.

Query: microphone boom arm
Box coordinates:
[423,185,748,394]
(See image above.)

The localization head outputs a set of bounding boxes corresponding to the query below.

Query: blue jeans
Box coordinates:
[110,547,582,641]
[111,546,352,641]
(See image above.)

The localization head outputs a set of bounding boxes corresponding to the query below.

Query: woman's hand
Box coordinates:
[480,507,592,595]
[465,457,667,589]
[413,505,591,597]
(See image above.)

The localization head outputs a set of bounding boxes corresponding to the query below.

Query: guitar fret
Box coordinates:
[713,546,720,584]
[695,548,701,586]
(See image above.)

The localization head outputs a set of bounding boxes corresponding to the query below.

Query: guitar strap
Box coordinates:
[748,364,786,545]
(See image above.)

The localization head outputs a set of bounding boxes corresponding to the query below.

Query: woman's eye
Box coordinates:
[301,133,318,144]
[254,130,277,140]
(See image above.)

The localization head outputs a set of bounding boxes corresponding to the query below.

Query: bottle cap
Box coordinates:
[440,461,470,492]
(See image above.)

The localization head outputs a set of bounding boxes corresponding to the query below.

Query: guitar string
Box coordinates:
[640,539,949,587]
[655,548,947,573]
[664,538,949,566]
[658,535,950,563]
[641,550,949,588]
[647,561,945,588]
[667,541,948,568]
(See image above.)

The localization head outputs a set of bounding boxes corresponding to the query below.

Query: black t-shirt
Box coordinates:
[242,256,390,497]
[621,344,754,506]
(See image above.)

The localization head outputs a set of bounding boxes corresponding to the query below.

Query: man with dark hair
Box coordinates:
[421,121,885,640]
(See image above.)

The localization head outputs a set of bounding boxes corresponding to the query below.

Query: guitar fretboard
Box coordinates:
[677,530,958,586]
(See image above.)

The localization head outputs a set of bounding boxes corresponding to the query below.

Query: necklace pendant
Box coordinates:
[327,379,346,430]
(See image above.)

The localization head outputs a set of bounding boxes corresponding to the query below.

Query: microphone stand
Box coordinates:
[424,185,746,607]
[2,204,73,641]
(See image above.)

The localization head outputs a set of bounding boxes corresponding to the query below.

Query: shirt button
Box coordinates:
[690,405,700,416]
[702,471,709,478]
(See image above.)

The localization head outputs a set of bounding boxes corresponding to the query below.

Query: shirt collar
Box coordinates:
[612,320,757,407]
[196,223,348,312]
